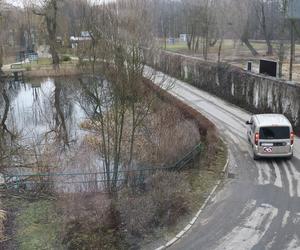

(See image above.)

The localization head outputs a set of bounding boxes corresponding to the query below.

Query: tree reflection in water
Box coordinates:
[0,75,124,193]
[0,72,20,173]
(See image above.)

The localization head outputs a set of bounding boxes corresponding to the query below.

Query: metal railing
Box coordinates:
[2,143,203,192]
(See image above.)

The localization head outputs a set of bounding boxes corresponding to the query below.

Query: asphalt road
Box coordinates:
[148,69,300,250]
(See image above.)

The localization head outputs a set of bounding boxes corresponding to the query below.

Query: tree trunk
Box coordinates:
[241,37,259,56]
[278,0,288,78]
[46,19,60,69]
[260,3,273,55]
[218,38,224,63]
[49,41,60,69]
[289,20,295,81]
[203,35,209,60]
[0,45,3,71]
[241,19,259,56]
[195,37,199,52]
[278,42,284,78]
[1,89,9,131]
[0,87,14,137]
[265,38,273,56]
[187,26,194,51]
[42,0,60,70]
[187,36,192,50]
[54,80,69,146]
[163,29,167,50]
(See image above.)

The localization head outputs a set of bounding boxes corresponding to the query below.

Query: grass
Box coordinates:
[189,140,227,208]
[163,42,188,51]
[163,39,271,54]
[16,200,62,250]
[2,141,227,250]
[161,39,300,82]
[161,39,300,57]
[5,56,78,73]
[3,195,63,250]
[26,58,76,68]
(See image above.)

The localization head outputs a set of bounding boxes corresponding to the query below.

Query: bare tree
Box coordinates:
[75,0,165,193]
[224,0,259,56]
[277,0,288,78]
[33,0,62,69]
[215,0,230,62]
[253,0,273,55]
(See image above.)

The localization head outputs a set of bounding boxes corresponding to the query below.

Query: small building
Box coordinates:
[179,34,188,42]
[70,32,92,49]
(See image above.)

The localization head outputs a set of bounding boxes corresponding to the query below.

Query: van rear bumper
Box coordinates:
[256,152,293,158]
[254,145,293,158]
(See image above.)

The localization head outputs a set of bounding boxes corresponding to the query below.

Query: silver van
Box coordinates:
[246,114,294,160]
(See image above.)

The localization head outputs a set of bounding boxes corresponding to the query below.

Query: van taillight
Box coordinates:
[291,131,294,145]
[255,133,259,145]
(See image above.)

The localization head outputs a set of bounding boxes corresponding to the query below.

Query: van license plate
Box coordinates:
[263,147,273,153]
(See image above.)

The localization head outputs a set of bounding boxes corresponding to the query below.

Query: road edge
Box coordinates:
[154,151,230,250]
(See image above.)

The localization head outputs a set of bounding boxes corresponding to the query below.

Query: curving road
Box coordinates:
[148,69,300,250]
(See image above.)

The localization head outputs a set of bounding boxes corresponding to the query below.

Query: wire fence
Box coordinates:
[2,143,203,193]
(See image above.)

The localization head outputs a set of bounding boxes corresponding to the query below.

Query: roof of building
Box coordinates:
[253,114,292,127]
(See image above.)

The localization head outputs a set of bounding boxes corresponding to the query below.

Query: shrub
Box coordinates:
[117,190,156,237]
[59,194,128,250]
[25,65,31,71]
[118,171,191,237]
[62,205,126,250]
[144,78,219,167]
[62,55,71,62]
[147,171,191,226]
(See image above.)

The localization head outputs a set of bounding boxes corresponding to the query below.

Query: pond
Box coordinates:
[1,75,200,193]
[1,76,123,193]
[6,77,85,143]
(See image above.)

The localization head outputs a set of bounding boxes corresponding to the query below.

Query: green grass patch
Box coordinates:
[16,199,62,250]
[4,195,63,250]
[164,42,188,51]
[19,56,77,72]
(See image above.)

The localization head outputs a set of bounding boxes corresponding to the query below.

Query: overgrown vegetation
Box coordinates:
[1,195,62,250]
[16,199,61,250]
[2,141,226,250]
[0,207,6,242]
[1,83,225,249]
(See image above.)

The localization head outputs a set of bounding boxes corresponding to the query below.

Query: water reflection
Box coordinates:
[6,78,85,145]
[1,76,125,193]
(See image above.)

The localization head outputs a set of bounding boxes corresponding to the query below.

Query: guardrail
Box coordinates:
[1,143,203,192]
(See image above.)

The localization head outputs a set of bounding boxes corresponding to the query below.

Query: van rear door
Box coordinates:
[258,126,291,154]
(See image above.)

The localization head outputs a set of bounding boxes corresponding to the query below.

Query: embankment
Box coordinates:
[144,78,219,163]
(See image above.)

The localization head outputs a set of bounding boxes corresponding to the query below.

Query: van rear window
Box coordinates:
[259,127,290,140]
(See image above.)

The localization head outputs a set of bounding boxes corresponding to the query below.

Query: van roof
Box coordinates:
[253,114,292,127]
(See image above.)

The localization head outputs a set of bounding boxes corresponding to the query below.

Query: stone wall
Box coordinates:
[145,50,300,133]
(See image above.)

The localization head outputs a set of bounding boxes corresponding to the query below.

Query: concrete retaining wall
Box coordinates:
[145,50,300,133]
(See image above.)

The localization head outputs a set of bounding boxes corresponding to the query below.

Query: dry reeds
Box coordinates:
[0,209,7,241]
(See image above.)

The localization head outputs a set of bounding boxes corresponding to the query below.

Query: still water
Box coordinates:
[7,77,85,143]
[1,77,117,192]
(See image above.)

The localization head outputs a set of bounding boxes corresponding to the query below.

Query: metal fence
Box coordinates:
[2,143,203,192]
